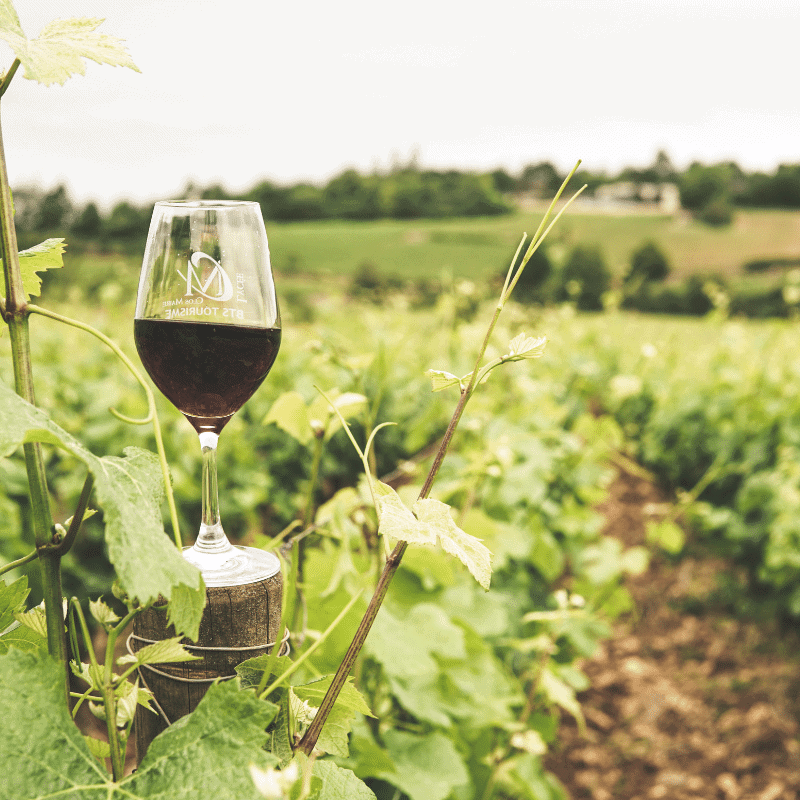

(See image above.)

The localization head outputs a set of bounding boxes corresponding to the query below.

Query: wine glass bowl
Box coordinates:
[134,200,281,586]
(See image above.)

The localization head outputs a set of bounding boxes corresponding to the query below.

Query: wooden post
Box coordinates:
[132,570,284,763]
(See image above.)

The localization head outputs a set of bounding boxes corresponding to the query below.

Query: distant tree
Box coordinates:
[276,184,325,221]
[624,241,670,288]
[70,202,102,237]
[678,162,739,226]
[323,169,383,219]
[556,244,611,311]
[570,167,607,196]
[34,184,72,231]
[766,164,800,207]
[386,171,430,218]
[489,168,516,193]
[678,163,725,211]
[11,186,44,232]
[518,162,562,196]
[442,172,509,217]
[247,180,287,220]
[651,149,676,181]
[200,184,232,201]
[699,195,734,227]
[104,201,150,240]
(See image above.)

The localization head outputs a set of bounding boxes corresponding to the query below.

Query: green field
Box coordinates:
[260,206,800,285]
[57,206,800,307]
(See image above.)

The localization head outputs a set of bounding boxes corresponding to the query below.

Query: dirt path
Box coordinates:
[545,469,800,800]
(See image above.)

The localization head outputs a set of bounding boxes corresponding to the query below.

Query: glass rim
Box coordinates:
[153,199,260,209]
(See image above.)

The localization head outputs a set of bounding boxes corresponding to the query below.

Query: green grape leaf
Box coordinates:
[646,518,685,554]
[425,369,462,392]
[0,648,109,798]
[235,653,295,691]
[371,730,469,800]
[14,603,46,637]
[126,681,279,797]
[0,5,139,87]
[0,647,281,799]
[165,582,206,645]
[0,239,66,302]
[19,238,65,299]
[0,620,46,655]
[374,483,492,589]
[365,604,466,681]
[374,482,436,546]
[263,391,312,444]
[539,665,585,732]
[292,675,375,758]
[504,333,547,360]
[292,674,373,717]
[89,597,120,628]
[313,759,377,800]
[0,381,205,639]
[414,498,492,591]
[266,699,293,767]
[84,735,111,761]
[118,636,200,668]
[0,576,28,632]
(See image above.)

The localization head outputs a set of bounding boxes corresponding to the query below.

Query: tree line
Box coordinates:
[13,151,800,241]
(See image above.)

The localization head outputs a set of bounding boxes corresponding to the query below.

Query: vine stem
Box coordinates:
[297,165,585,755]
[299,294,503,756]
[0,81,68,677]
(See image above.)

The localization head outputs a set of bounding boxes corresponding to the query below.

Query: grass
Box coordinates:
[262,206,800,286]
[49,206,800,309]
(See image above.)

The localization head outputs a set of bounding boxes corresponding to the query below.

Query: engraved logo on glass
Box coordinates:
[177,252,234,302]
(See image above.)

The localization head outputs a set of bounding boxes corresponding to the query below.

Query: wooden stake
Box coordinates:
[133,572,283,763]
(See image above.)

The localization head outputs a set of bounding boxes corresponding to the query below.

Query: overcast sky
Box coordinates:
[3,0,798,208]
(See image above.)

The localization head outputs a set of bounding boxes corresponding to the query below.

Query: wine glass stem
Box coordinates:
[195,431,232,555]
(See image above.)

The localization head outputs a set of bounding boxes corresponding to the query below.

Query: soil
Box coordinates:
[545,467,800,800]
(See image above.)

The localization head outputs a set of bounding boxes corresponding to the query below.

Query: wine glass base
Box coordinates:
[182,545,281,587]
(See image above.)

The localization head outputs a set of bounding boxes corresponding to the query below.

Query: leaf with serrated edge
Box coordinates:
[19,238,64,299]
[0,381,204,639]
[89,597,120,628]
[313,702,353,757]
[0,12,139,86]
[313,756,377,799]
[425,369,462,392]
[0,647,280,799]
[293,674,374,717]
[166,582,205,644]
[0,0,24,39]
[0,577,28,632]
[291,677,374,759]
[263,391,312,445]
[14,605,46,637]
[235,653,295,691]
[0,621,46,655]
[374,730,469,800]
[124,636,200,668]
[413,498,492,590]
[505,333,547,360]
[0,238,66,301]
[84,735,111,761]
[125,681,279,797]
[375,481,436,546]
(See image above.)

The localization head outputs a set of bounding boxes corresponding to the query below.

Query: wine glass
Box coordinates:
[134,200,282,587]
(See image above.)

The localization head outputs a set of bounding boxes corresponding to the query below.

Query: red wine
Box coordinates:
[134,319,281,434]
